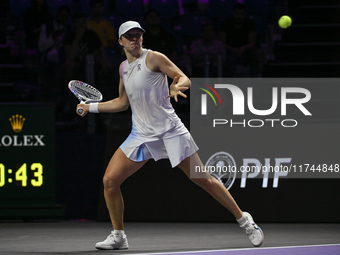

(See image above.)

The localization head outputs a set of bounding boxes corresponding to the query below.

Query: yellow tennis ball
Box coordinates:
[278,15,292,29]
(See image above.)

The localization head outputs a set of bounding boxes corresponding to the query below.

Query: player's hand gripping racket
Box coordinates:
[68,80,103,114]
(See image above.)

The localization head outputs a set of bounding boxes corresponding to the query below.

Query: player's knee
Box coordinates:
[103,175,121,192]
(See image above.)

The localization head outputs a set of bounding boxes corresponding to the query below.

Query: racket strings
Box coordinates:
[73,82,102,100]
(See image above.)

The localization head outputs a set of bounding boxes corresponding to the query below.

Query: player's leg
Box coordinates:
[177,152,242,219]
[103,147,148,229]
[96,148,148,250]
[177,152,264,247]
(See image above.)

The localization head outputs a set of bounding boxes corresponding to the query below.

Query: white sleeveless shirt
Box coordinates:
[122,49,186,137]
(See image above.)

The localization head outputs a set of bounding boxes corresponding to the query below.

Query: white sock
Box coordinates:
[113,230,125,236]
[236,212,247,226]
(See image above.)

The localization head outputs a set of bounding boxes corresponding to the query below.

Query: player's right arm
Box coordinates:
[78,62,130,114]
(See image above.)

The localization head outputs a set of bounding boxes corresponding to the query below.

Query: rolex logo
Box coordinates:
[9,114,25,133]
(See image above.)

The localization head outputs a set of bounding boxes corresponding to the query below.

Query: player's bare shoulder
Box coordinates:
[146,50,169,72]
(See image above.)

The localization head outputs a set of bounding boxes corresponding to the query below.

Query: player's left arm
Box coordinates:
[146,51,191,102]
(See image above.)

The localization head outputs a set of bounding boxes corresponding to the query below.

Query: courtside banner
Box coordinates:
[189,78,340,187]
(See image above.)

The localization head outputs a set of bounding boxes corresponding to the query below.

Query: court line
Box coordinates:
[130,243,340,255]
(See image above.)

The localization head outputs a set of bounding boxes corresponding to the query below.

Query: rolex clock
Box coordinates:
[0,103,64,220]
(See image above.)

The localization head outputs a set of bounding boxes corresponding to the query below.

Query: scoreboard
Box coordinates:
[0,104,64,220]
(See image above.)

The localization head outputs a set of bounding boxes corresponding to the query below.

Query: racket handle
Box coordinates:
[78,100,85,115]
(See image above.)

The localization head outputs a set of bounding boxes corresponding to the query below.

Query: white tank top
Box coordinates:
[122,49,186,137]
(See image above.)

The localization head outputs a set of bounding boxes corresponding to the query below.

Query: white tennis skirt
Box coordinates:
[120,125,199,168]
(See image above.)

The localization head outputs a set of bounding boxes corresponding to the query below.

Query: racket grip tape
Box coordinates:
[77,100,85,115]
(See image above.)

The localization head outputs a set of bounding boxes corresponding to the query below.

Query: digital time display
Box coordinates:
[0,163,43,187]
[0,104,64,219]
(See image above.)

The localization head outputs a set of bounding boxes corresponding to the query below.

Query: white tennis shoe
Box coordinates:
[95,231,129,250]
[239,212,264,247]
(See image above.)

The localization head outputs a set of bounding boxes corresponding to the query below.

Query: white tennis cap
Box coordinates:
[119,21,145,38]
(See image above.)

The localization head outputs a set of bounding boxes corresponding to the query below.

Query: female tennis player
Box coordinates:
[76,21,264,249]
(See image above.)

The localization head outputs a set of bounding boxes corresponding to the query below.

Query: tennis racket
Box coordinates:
[68,80,103,114]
